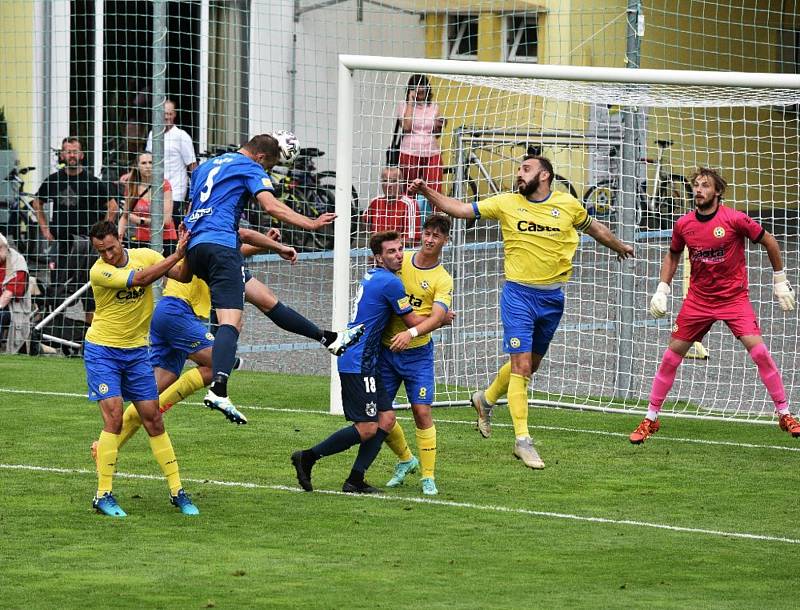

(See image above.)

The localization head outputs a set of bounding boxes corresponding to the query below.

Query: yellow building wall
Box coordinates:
[422,2,798,211]
[0,3,35,168]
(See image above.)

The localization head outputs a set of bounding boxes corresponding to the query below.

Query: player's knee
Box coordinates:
[354,421,378,440]
[411,405,432,429]
[378,410,396,432]
[138,405,166,436]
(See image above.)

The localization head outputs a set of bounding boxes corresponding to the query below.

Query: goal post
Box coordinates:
[332,54,800,422]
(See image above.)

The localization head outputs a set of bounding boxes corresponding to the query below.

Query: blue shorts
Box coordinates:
[187,242,245,310]
[84,341,159,402]
[339,372,393,422]
[379,341,435,406]
[500,281,565,355]
[150,296,214,376]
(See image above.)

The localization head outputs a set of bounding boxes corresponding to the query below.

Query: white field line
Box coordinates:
[2,462,799,545]
[2,387,798,454]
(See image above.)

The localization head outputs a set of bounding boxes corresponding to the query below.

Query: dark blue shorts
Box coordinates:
[339,372,393,422]
[378,341,435,406]
[187,242,245,310]
[500,281,565,356]
[84,341,159,402]
[150,296,214,376]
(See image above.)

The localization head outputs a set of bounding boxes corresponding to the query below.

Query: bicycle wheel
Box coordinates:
[552,174,579,199]
[307,189,335,251]
[653,175,693,222]
[583,180,617,221]
[317,171,359,244]
[282,194,309,250]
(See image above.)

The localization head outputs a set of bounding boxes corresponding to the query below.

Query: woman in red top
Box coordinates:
[119,152,178,255]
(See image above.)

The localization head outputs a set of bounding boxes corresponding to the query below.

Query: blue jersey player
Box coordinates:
[183,134,336,423]
[291,231,431,493]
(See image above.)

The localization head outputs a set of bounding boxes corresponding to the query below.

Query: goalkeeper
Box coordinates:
[631,167,797,444]
[411,155,633,470]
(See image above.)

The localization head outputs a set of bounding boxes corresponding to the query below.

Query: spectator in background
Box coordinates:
[117,152,178,255]
[398,74,446,196]
[31,137,118,323]
[0,232,31,353]
[362,166,421,245]
[146,99,197,216]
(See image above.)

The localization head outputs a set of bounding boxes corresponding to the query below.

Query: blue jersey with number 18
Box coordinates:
[184,152,274,250]
[338,267,413,375]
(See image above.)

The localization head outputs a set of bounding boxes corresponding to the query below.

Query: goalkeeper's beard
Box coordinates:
[517,175,541,198]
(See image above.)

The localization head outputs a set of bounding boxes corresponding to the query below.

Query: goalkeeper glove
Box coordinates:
[649,282,671,318]
[773,270,796,311]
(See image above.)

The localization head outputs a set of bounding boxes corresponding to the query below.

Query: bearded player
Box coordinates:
[411,155,633,469]
[630,167,797,443]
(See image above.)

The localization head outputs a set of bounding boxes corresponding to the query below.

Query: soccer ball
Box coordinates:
[272,130,300,164]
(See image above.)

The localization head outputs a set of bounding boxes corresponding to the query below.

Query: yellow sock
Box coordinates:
[508,373,531,438]
[96,431,119,496]
[117,405,143,450]
[385,421,413,462]
[485,361,512,405]
[160,367,205,413]
[415,425,437,479]
[148,432,182,496]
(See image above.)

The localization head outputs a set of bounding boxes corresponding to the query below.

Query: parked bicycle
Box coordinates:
[582,139,692,229]
[446,141,578,205]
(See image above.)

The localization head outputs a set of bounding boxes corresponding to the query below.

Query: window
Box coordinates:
[505,15,538,63]
[446,14,479,60]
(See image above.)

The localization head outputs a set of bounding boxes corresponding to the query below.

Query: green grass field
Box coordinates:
[2,354,799,609]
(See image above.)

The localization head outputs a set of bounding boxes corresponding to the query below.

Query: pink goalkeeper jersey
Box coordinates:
[670,204,765,303]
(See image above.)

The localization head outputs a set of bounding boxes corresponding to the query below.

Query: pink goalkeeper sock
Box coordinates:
[749,343,788,411]
[648,349,683,412]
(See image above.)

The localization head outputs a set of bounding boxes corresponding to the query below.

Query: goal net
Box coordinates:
[333,56,800,422]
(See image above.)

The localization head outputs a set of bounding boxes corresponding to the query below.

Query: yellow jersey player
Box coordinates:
[380,215,454,495]
[84,220,197,517]
[95,227,363,453]
[411,155,633,470]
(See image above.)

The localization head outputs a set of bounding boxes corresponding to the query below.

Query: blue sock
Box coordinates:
[266,302,323,341]
[210,324,239,396]
[351,428,388,477]
[311,425,361,458]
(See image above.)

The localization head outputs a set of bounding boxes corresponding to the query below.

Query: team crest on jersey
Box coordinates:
[420,280,429,290]
[509,337,521,348]
[551,208,560,217]
[672,323,679,333]
[98,383,109,395]
[713,226,725,238]
[365,401,377,417]
[205,332,214,341]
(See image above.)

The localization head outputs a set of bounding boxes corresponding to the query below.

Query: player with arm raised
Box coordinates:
[291,231,432,494]
[93,226,364,456]
[630,167,797,444]
[183,134,335,424]
[85,220,197,517]
[380,214,454,496]
[411,155,633,470]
